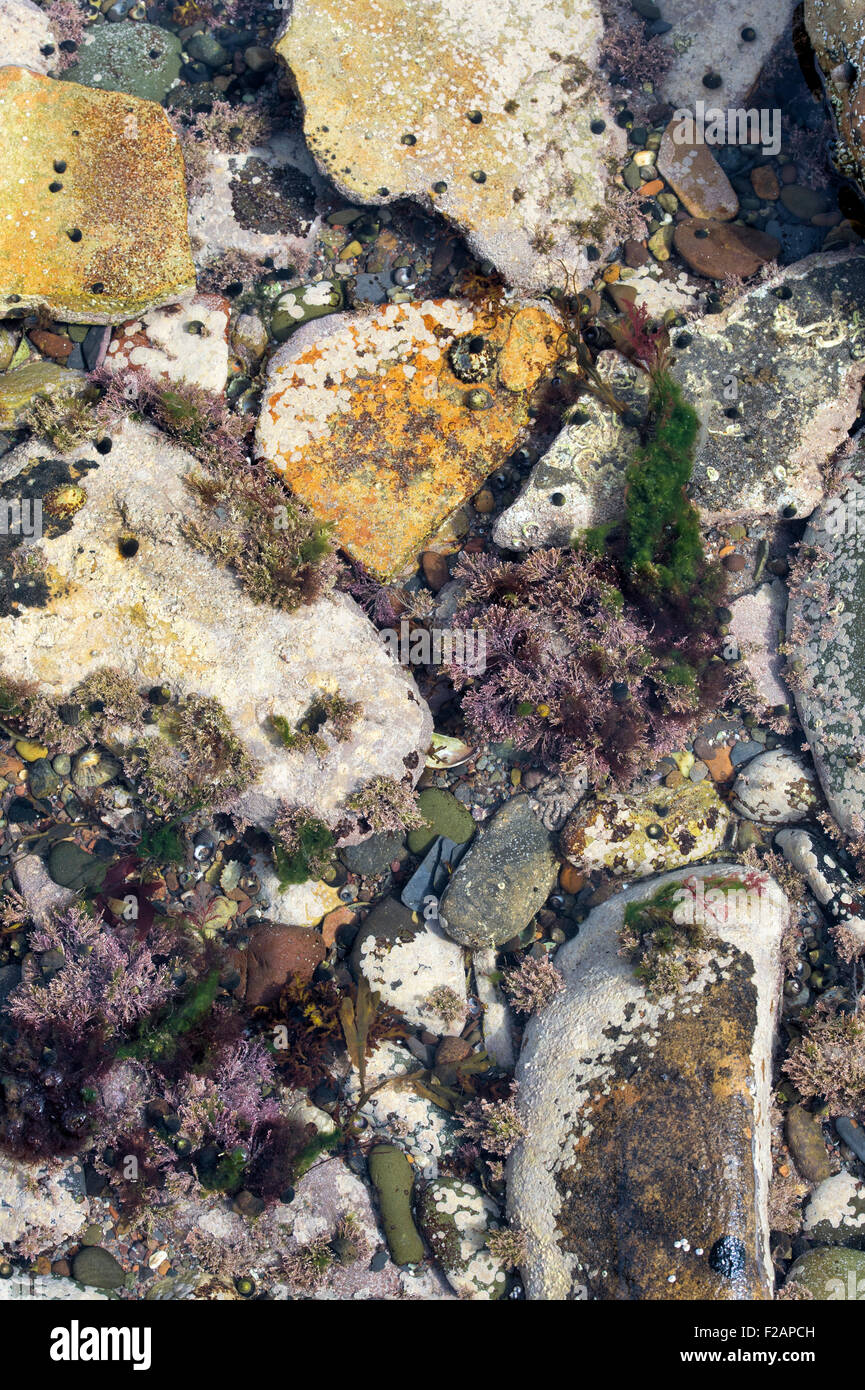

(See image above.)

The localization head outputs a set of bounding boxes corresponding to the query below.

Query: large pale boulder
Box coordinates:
[274,0,625,293]
[805,0,865,195]
[509,863,788,1299]
[0,419,432,826]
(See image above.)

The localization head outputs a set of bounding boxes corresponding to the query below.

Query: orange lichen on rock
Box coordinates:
[0,67,194,323]
[256,299,561,579]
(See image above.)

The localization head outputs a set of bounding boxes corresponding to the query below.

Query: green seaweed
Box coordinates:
[116,968,221,1062]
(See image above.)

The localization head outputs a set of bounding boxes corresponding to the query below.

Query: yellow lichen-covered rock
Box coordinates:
[560,778,729,878]
[0,68,194,323]
[274,0,624,294]
[256,299,561,580]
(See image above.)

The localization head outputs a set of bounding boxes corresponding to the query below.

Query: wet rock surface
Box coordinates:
[0,67,194,323]
[275,0,624,294]
[509,864,788,1300]
[0,420,431,826]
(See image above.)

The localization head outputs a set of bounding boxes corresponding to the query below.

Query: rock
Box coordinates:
[498,253,865,549]
[11,852,74,927]
[416,1178,507,1299]
[351,896,467,1034]
[774,828,865,950]
[0,0,55,74]
[257,871,343,928]
[234,922,326,1006]
[27,756,60,799]
[400,835,470,913]
[274,0,624,294]
[673,218,780,278]
[0,1154,87,1251]
[751,166,780,201]
[270,280,343,341]
[339,832,405,878]
[62,22,182,103]
[256,300,561,581]
[187,140,320,271]
[658,0,796,109]
[0,68,194,324]
[367,1144,424,1266]
[231,312,269,366]
[728,580,790,712]
[71,1246,125,1290]
[439,795,558,951]
[0,362,89,430]
[406,789,475,857]
[785,1245,865,1300]
[0,420,432,827]
[730,750,820,825]
[803,1172,865,1248]
[657,123,738,220]
[421,551,449,592]
[561,779,729,878]
[805,0,865,198]
[781,185,830,220]
[185,32,227,70]
[0,1274,109,1301]
[345,1040,458,1177]
[104,293,230,394]
[676,252,865,524]
[787,471,865,836]
[836,1115,865,1164]
[473,947,517,1068]
[508,863,789,1299]
[786,1104,834,1184]
[493,352,647,550]
[47,840,107,893]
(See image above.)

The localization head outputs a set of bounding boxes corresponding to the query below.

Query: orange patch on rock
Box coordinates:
[257,300,561,579]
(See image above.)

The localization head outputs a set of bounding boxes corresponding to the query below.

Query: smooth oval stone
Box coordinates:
[730,749,819,824]
[673,218,780,278]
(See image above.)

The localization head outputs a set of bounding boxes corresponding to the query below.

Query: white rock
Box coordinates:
[0,420,432,827]
[731,749,820,824]
[658,0,797,110]
[104,292,230,394]
[0,0,55,73]
[0,1275,108,1301]
[803,1172,865,1246]
[344,1040,458,1178]
[728,579,790,712]
[354,905,467,1035]
[188,140,321,273]
[0,1154,87,1252]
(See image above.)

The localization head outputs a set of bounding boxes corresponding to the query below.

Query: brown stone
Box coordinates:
[673,219,780,279]
[558,863,584,895]
[28,328,74,360]
[657,123,739,221]
[623,238,649,268]
[234,921,325,1006]
[786,1104,834,1184]
[435,1035,472,1066]
[473,487,495,513]
[703,745,734,783]
[321,905,357,948]
[750,165,780,201]
[421,550,450,591]
[723,551,747,572]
